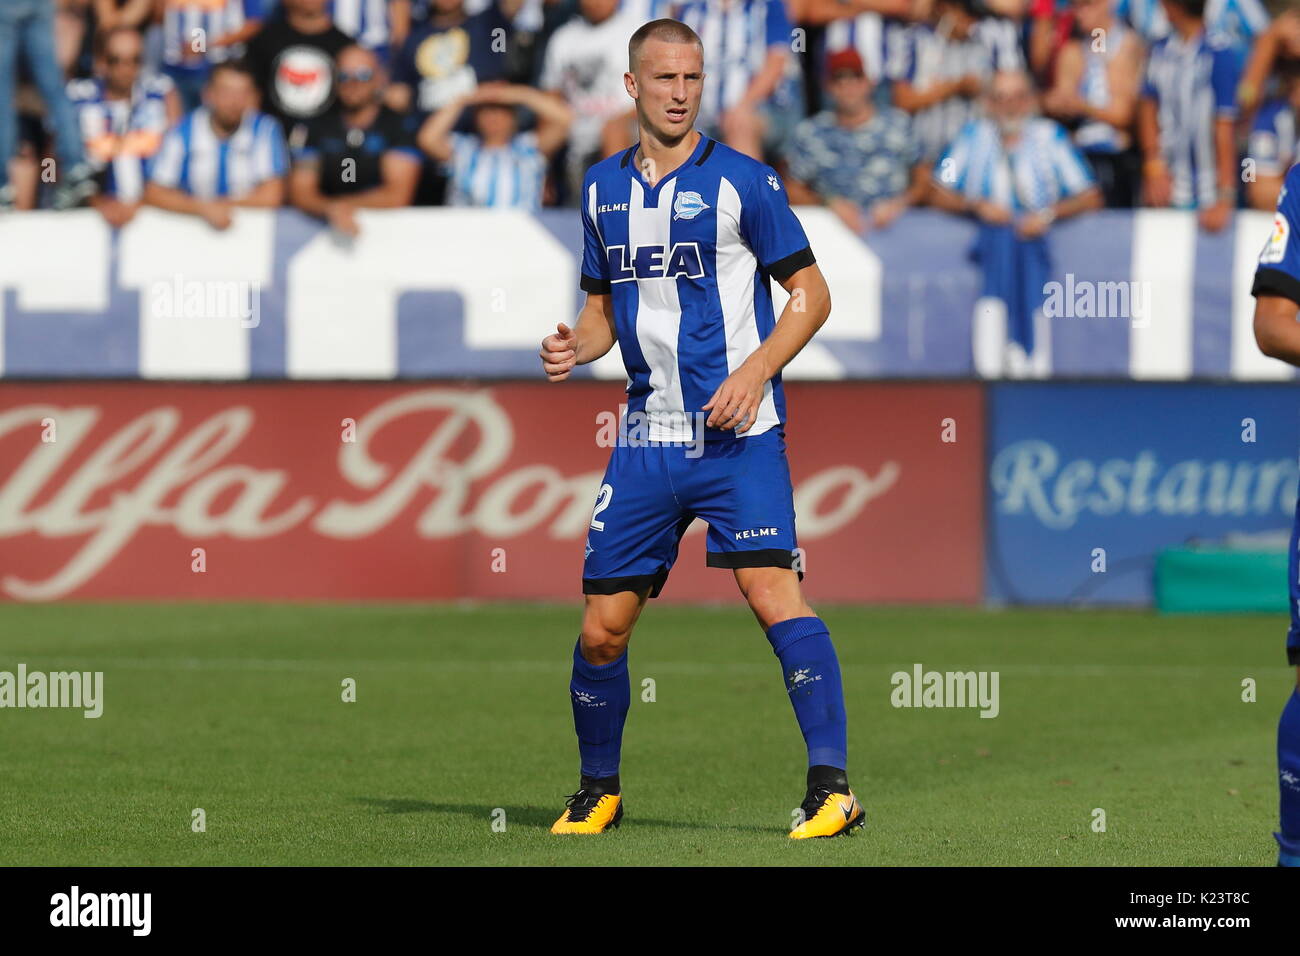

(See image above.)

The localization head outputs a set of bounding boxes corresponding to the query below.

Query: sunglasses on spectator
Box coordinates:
[338,68,376,83]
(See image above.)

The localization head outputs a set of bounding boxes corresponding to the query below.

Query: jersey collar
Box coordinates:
[621,132,713,202]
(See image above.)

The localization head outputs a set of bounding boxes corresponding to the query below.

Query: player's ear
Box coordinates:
[624,72,637,98]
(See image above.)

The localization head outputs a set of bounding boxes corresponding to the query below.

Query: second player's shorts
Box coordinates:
[582,428,800,597]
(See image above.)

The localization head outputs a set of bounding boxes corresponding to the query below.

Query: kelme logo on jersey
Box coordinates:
[672,191,709,221]
[605,243,705,282]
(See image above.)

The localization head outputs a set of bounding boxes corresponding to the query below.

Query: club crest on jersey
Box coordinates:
[673,190,709,221]
[605,243,705,282]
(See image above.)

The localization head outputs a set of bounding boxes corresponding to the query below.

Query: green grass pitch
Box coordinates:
[0,602,1288,866]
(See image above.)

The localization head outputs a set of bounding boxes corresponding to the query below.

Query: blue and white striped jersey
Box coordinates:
[896,17,1024,161]
[1118,0,1268,49]
[1207,0,1271,48]
[1249,99,1300,178]
[150,108,288,199]
[445,131,548,210]
[822,12,909,86]
[671,0,796,127]
[1116,0,1169,42]
[933,116,1095,212]
[1075,18,1131,154]
[620,0,674,22]
[68,74,173,202]
[161,0,262,70]
[1141,30,1240,209]
[579,135,814,442]
[329,0,391,53]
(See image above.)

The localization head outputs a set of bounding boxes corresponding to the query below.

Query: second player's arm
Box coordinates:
[704,263,832,430]
[1254,294,1300,364]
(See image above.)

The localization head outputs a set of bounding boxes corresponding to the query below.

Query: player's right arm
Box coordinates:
[543,173,617,382]
[1252,166,1300,365]
[540,293,616,382]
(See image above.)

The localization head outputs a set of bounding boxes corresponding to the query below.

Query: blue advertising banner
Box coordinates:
[986,384,1300,605]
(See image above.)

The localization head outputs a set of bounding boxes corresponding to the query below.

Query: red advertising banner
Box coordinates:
[0,382,983,603]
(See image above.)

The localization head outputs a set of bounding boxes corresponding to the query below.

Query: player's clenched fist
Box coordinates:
[540,322,578,382]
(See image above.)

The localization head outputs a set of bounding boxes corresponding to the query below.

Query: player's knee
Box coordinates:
[580,606,635,664]
[743,577,813,631]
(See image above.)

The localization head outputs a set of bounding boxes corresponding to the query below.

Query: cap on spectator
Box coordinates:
[825,49,865,80]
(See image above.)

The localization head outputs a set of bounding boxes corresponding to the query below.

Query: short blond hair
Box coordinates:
[628,18,703,72]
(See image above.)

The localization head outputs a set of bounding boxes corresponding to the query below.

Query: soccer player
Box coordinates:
[538,18,862,839]
[1249,164,1300,867]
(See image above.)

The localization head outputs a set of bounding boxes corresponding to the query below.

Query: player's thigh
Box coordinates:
[583,444,691,598]
[692,431,799,576]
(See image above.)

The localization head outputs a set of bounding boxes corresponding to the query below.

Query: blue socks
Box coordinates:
[569,639,630,780]
[765,616,848,771]
[1278,688,1300,866]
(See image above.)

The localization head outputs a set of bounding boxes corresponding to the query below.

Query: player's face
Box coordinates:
[627,39,704,145]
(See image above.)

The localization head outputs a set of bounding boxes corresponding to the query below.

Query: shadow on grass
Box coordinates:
[353,797,785,834]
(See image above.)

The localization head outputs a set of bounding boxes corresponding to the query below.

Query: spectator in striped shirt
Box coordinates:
[145,59,288,228]
[1137,0,1241,231]
[70,26,181,227]
[158,0,264,112]
[416,79,571,208]
[930,68,1101,378]
[671,0,801,161]
[329,0,411,58]
[1246,62,1300,210]
[1119,0,1269,50]
[794,0,912,119]
[931,68,1101,230]
[893,0,1025,165]
[1042,0,1144,207]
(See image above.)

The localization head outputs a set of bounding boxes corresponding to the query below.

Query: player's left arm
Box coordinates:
[704,263,831,432]
[706,166,832,432]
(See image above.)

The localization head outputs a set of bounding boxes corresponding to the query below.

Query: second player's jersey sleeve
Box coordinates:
[1252,165,1300,304]
[739,166,815,282]
[579,175,611,294]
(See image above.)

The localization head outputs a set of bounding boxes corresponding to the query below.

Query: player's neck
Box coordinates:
[635,129,701,188]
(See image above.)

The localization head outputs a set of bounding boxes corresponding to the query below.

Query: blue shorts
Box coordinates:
[582,429,800,598]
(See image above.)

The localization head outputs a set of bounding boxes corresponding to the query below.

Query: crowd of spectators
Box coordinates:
[0,0,1296,236]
